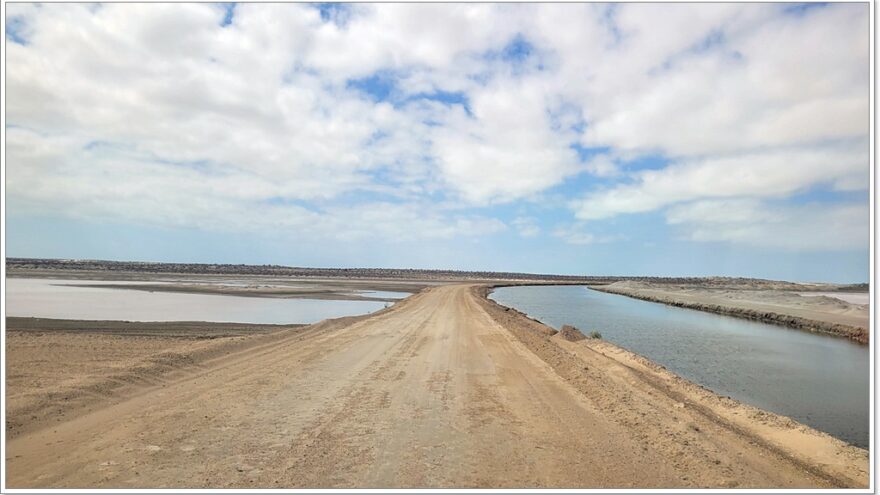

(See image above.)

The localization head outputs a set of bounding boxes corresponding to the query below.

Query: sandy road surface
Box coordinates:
[5,285,867,488]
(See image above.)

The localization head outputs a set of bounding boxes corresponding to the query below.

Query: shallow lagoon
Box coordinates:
[6,278,390,325]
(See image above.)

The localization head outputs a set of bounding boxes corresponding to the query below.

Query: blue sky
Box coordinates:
[5,3,870,282]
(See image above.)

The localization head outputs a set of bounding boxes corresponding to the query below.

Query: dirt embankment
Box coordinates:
[592,282,868,344]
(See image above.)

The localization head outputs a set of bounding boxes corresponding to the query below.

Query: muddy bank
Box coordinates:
[474,285,868,488]
[591,284,868,344]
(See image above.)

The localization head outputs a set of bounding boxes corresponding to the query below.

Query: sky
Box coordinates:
[4,3,871,283]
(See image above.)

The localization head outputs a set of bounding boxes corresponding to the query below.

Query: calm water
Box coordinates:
[358,290,411,300]
[490,285,870,448]
[6,278,389,325]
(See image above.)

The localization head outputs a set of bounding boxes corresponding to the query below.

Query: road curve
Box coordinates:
[5,284,868,488]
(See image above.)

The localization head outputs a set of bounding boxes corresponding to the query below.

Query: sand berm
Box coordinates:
[5,284,868,488]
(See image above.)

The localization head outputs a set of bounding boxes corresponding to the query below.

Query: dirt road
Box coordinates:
[5,285,868,488]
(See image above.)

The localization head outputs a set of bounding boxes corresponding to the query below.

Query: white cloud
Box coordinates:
[572,144,868,220]
[512,217,541,237]
[552,224,621,245]
[4,3,870,252]
[666,199,868,251]
[303,4,520,79]
[314,203,508,242]
[576,4,869,157]
[431,77,584,204]
[5,127,504,242]
[584,154,619,178]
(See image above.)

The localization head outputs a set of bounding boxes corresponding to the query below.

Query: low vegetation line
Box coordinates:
[592,286,868,345]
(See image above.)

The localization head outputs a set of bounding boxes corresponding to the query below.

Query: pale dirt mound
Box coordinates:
[559,324,587,341]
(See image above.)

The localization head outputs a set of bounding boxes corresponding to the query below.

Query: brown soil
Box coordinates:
[558,324,587,341]
[5,285,868,488]
[5,318,303,440]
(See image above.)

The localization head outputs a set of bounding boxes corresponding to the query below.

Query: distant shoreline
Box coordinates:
[6,257,869,288]
[590,284,869,344]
